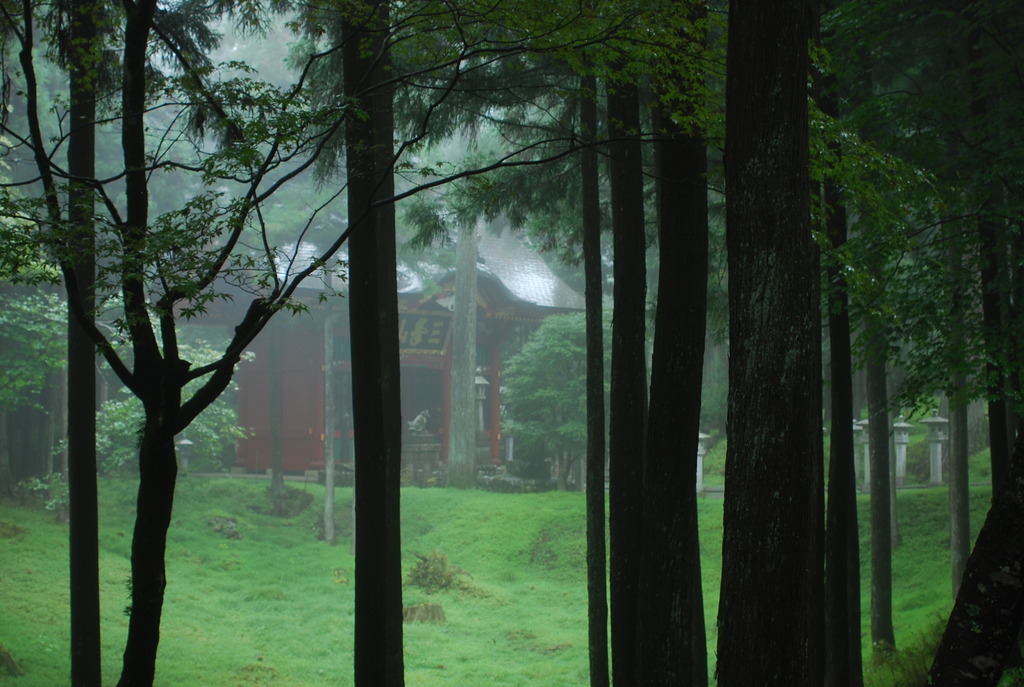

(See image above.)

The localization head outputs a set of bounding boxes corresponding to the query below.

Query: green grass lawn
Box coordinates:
[0,475,1002,685]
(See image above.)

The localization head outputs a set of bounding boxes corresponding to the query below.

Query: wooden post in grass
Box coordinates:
[324,311,336,545]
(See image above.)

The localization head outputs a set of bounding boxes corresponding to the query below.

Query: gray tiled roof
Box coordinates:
[477,231,584,310]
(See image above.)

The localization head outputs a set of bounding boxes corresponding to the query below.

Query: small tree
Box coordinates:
[504,312,608,490]
[0,286,65,493]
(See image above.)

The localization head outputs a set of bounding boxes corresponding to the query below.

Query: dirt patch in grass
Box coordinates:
[529,528,558,567]
[0,521,27,539]
[248,486,313,518]
[208,516,241,539]
[232,662,278,685]
[403,603,446,624]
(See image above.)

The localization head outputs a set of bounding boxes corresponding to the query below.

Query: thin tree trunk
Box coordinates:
[580,70,609,687]
[968,15,1011,500]
[638,86,709,686]
[118,422,178,686]
[47,368,67,477]
[67,0,101,675]
[448,221,478,489]
[866,327,896,654]
[343,7,404,684]
[717,0,822,683]
[821,52,864,685]
[606,74,647,687]
[116,0,169,681]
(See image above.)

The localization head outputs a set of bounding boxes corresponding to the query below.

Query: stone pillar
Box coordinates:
[176,438,193,476]
[696,432,710,493]
[893,420,912,487]
[855,419,870,492]
[921,414,949,485]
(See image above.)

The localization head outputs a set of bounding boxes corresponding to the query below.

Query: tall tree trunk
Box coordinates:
[343,7,404,685]
[717,0,823,684]
[637,86,709,686]
[928,420,1024,686]
[579,71,609,687]
[865,325,896,654]
[825,278,864,687]
[67,0,101,678]
[821,55,864,687]
[967,12,1012,500]
[116,0,171,681]
[448,221,478,489]
[606,74,647,686]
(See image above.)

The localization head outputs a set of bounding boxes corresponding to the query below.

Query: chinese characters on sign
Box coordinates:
[398,314,451,354]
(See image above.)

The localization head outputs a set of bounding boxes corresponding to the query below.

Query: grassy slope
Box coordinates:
[0,476,997,686]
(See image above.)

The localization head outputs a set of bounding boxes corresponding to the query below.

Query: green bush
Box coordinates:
[16,472,68,521]
[94,336,249,474]
[1001,668,1024,687]
[864,620,944,687]
[405,550,473,593]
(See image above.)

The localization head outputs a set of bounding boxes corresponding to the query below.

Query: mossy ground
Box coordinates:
[0,474,1004,685]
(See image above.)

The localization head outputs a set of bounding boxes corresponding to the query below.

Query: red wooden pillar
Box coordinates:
[489,334,502,462]
[440,346,452,461]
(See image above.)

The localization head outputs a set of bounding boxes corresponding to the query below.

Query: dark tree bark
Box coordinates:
[343,7,405,686]
[820,40,864,684]
[115,0,179,682]
[67,0,101,680]
[118,417,179,686]
[967,10,1012,500]
[637,87,709,686]
[824,257,864,687]
[978,225,1011,501]
[717,0,823,684]
[606,75,647,687]
[865,326,896,655]
[928,420,1024,686]
[579,71,609,687]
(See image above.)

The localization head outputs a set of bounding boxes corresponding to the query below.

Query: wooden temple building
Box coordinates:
[232,231,584,476]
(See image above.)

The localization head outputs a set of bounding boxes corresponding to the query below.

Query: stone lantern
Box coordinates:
[892,420,913,487]
[696,432,710,493]
[176,437,193,476]
[854,419,870,492]
[474,368,490,432]
[920,414,949,485]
